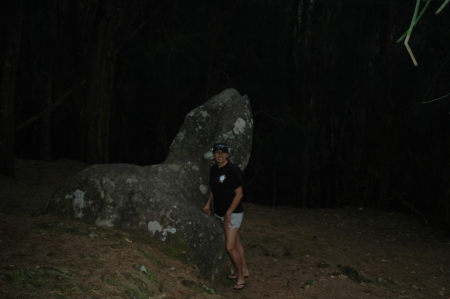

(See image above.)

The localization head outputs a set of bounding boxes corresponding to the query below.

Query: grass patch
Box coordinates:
[180,279,215,294]
[123,228,191,263]
[137,247,165,269]
[105,273,155,299]
[136,265,163,292]
[0,266,75,298]
[79,254,106,270]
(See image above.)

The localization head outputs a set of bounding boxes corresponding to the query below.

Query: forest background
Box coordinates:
[1,0,450,233]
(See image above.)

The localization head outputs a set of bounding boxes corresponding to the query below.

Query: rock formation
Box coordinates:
[42,88,253,283]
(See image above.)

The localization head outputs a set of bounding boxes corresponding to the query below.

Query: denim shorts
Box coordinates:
[215,212,244,228]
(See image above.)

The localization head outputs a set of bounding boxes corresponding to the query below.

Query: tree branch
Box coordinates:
[16,81,85,133]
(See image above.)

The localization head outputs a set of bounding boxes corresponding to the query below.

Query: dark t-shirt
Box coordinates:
[209,162,244,217]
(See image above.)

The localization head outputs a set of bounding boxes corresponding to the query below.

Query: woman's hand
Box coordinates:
[224,214,232,229]
[202,204,211,215]
[203,192,213,215]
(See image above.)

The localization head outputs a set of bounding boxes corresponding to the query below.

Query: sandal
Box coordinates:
[228,273,250,279]
[233,283,246,290]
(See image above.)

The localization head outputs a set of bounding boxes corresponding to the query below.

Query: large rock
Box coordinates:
[42,88,253,283]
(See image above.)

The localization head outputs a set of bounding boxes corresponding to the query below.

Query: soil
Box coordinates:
[0,159,449,299]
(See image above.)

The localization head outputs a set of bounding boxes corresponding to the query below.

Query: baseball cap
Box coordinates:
[212,142,228,153]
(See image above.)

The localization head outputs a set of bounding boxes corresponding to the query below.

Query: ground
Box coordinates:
[0,159,449,299]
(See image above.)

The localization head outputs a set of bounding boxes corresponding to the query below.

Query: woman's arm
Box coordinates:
[224,186,243,227]
[202,191,214,215]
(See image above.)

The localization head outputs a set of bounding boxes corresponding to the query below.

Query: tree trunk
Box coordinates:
[286,0,300,112]
[80,0,119,164]
[0,0,23,178]
[287,0,312,207]
[325,116,346,207]
[40,64,53,161]
[299,0,312,121]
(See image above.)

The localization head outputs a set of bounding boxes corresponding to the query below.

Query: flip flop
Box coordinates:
[233,283,246,291]
[228,273,250,279]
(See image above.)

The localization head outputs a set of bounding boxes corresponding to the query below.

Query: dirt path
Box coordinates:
[1,159,449,298]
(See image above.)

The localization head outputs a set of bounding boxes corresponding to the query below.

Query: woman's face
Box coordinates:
[214,150,228,164]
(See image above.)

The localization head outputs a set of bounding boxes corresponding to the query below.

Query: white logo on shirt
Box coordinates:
[219,175,226,183]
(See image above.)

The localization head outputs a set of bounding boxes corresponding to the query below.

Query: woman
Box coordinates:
[202,142,249,291]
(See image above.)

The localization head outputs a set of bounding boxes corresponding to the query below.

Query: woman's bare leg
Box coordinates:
[225,227,246,286]
[235,234,249,276]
